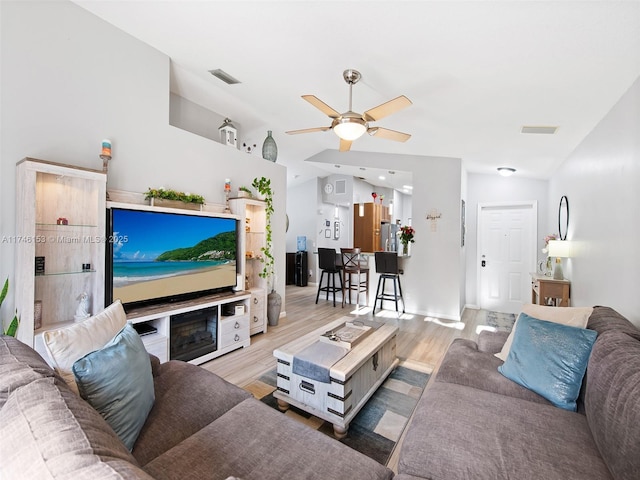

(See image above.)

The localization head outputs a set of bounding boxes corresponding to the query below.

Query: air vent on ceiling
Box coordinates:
[208,69,241,85]
[521,126,558,135]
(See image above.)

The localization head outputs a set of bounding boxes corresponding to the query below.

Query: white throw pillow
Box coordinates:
[495,304,593,362]
[43,300,127,394]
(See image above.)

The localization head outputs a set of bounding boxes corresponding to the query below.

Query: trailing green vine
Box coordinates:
[252,177,275,291]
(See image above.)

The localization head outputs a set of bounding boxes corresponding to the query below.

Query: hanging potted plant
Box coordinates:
[252,176,281,326]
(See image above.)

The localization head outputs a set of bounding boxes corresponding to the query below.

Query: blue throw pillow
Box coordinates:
[73,322,155,450]
[498,313,597,411]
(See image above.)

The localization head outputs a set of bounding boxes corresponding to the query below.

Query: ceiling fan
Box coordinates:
[286,69,412,152]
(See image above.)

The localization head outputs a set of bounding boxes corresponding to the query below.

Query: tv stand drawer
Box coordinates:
[220,315,249,349]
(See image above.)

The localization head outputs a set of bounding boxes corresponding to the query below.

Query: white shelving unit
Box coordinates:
[230,197,268,335]
[15,158,106,354]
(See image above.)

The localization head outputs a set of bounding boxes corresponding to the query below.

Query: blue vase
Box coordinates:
[262,130,277,162]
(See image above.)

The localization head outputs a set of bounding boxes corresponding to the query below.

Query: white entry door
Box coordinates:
[478,203,537,314]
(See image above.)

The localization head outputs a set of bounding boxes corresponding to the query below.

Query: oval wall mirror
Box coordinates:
[558,196,569,240]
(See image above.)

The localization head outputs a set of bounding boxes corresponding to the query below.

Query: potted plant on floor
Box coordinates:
[252,176,281,326]
[1,278,19,337]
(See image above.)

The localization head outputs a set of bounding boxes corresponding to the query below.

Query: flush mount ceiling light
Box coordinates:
[497,167,516,177]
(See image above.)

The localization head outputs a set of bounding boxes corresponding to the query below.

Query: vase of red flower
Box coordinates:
[399,225,415,256]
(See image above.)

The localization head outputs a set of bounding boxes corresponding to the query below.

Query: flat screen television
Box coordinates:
[105,205,239,310]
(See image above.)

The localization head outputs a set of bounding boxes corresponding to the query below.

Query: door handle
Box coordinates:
[481,260,486,267]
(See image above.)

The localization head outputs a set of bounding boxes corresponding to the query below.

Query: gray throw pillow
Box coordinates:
[73,322,155,450]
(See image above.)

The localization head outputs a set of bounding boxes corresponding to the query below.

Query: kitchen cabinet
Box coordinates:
[353,203,389,252]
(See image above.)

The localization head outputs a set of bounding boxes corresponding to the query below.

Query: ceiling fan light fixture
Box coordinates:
[334,117,367,141]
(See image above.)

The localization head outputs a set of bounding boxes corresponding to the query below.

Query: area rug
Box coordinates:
[244,363,430,466]
[483,310,517,332]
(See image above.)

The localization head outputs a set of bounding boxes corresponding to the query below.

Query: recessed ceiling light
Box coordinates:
[521,126,558,135]
[208,69,241,85]
[497,167,516,177]
[403,185,413,190]
[379,175,386,180]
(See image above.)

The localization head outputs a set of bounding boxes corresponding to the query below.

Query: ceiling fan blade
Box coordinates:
[363,95,412,122]
[339,138,352,152]
[302,95,341,118]
[368,127,411,142]
[286,126,331,135]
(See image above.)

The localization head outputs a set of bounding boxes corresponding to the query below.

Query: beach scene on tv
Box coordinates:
[111,209,237,305]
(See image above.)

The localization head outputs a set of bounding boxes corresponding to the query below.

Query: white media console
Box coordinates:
[125,290,253,365]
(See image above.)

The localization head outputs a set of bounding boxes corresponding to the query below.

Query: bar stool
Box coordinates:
[373,251,405,316]
[340,248,370,309]
[315,248,343,307]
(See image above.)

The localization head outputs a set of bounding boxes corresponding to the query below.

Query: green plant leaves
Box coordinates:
[252,177,275,284]
[1,278,20,337]
[145,188,205,204]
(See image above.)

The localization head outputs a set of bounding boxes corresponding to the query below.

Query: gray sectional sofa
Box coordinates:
[0,335,393,480]
[397,306,640,480]
[3,306,638,480]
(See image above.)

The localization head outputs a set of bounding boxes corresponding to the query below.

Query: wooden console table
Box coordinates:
[531,273,571,307]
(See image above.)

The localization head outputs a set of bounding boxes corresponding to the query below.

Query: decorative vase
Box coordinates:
[267,290,282,326]
[402,243,409,256]
[262,130,278,162]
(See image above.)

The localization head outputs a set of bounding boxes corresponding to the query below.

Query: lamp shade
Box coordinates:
[548,240,571,258]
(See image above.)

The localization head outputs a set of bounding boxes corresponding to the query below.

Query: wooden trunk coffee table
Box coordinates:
[273,317,398,438]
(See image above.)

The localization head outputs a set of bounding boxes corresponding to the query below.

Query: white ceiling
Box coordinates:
[73,1,640,189]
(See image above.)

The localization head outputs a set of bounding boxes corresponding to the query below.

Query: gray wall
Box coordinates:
[0,1,287,320]
[548,76,640,326]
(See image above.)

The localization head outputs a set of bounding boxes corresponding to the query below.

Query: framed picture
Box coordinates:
[324,229,331,238]
[325,220,331,227]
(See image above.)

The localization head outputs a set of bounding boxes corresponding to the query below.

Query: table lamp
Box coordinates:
[547,240,571,280]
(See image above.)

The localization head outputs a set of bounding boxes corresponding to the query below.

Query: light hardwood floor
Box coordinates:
[201,285,488,472]
[202,284,485,388]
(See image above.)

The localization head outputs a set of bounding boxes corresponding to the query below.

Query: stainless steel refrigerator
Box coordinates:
[380,223,400,252]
